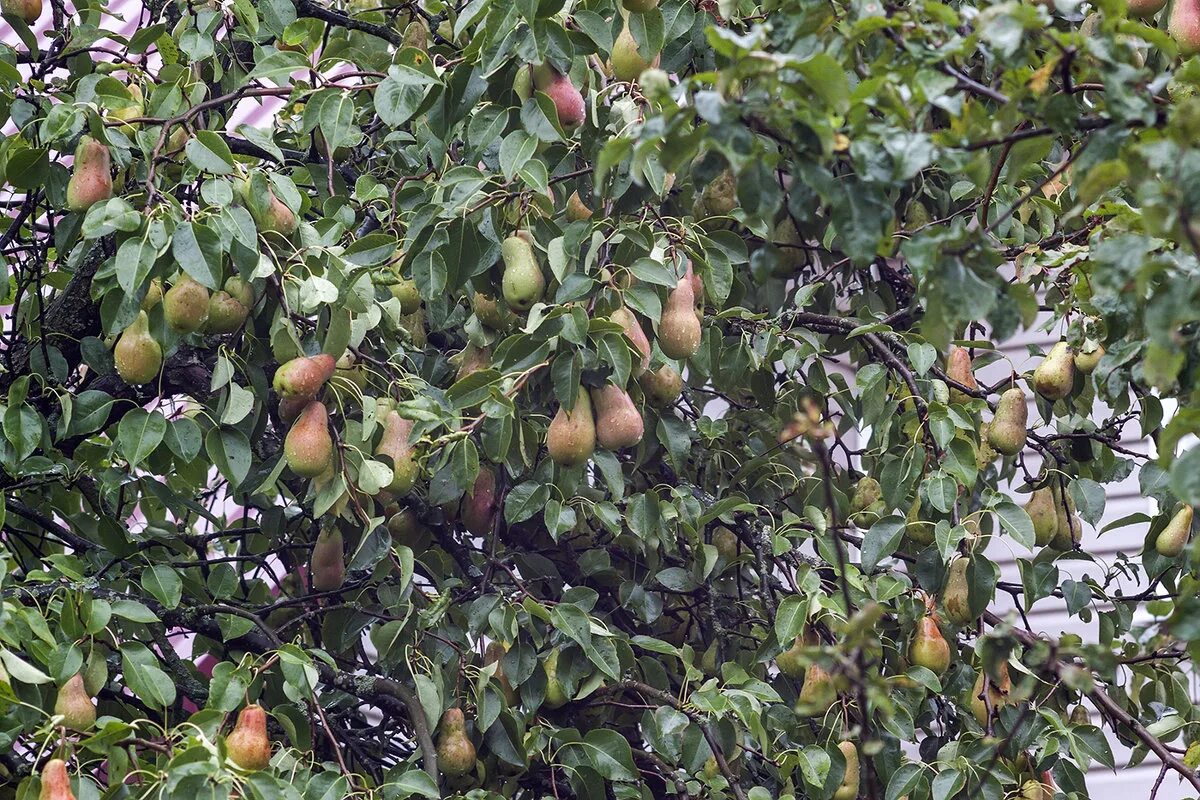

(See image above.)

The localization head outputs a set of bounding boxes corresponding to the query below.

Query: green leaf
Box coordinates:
[120,643,177,709]
[141,565,182,609]
[171,222,223,289]
[118,409,167,467]
[186,130,235,174]
[862,514,907,572]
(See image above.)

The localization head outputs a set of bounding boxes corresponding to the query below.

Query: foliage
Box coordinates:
[1,0,1200,797]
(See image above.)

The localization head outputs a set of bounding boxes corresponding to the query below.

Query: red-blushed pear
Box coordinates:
[376,411,419,495]
[66,136,113,212]
[310,527,345,591]
[273,354,337,398]
[436,708,477,777]
[163,276,210,333]
[284,401,333,478]
[114,311,162,385]
[1156,505,1193,557]
[1171,0,1200,54]
[658,278,701,360]
[226,704,272,770]
[591,383,644,450]
[546,386,596,466]
[38,758,75,800]
[1129,0,1166,17]
[501,233,545,312]
[946,345,978,402]
[461,465,498,535]
[908,612,951,675]
[532,64,585,129]
[3,0,41,23]
[611,306,651,374]
[255,189,298,236]
[54,672,96,730]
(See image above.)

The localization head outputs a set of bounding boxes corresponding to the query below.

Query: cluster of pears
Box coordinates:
[610,302,687,408]
[436,707,478,778]
[225,703,273,770]
[66,136,114,212]
[1023,480,1083,550]
[546,382,645,466]
[275,354,337,477]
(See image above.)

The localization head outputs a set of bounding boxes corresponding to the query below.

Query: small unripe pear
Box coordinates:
[376,411,419,495]
[611,306,651,374]
[163,276,210,333]
[273,354,337,398]
[1074,345,1105,374]
[1171,0,1200,54]
[1025,486,1059,547]
[698,169,738,218]
[1156,505,1193,557]
[988,387,1028,456]
[547,387,596,466]
[1,0,42,23]
[795,663,837,717]
[54,673,95,730]
[437,707,477,777]
[501,233,545,311]
[1033,342,1076,401]
[833,742,860,800]
[114,311,162,385]
[38,758,75,800]
[1070,705,1091,725]
[390,276,421,314]
[942,558,973,625]
[591,384,644,450]
[532,64,586,129]
[107,83,144,136]
[284,401,334,478]
[66,136,113,212]
[908,613,951,675]
[946,346,979,403]
[611,25,659,83]
[848,476,886,527]
[640,364,683,408]
[310,527,345,591]
[461,466,498,535]
[543,648,569,708]
[659,279,701,360]
[142,278,164,310]
[226,704,272,770]
[1129,0,1166,16]
[566,191,593,221]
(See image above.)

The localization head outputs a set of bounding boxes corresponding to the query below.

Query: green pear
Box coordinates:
[1,0,41,22]
[833,742,860,800]
[942,558,973,625]
[54,672,96,730]
[501,233,546,312]
[566,190,593,221]
[376,411,419,495]
[1033,342,1076,401]
[591,384,643,450]
[640,363,683,408]
[988,387,1028,456]
[848,476,886,527]
[1156,505,1193,557]
[611,24,659,83]
[114,311,162,385]
[547,387,596,466]
[543,648,569,708]
[1050,485,1082,550]
[612,306,651,374]
[66,136,113,211]
[774,635,808,679]
[1074,344,1105,374]
[390,277,421,314]
[795,663,837,717]
[163,276,210,333]
[436,708,477,777]
[1025,486,1059,547]
[310,527,345,591]
[659,279,701,360]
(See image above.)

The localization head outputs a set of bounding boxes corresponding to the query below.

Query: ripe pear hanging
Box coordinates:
[611,306,651,374]
[66,136,113,212]
[795,663,837,717]
[1074,345,1105,374]
[611,24,659,83]
[946,345,979,402]
[988,387,1028,456]
[461,465,498,535]
[1033,342,1076,401]
[38,758,75,800]
[376,411,419,495]
[1025,486,1058,547]
[273,354,337,398]
[205,277,254,334]
[658,278,701,360]
[1128,0,1166,17]
[390,277,421,314]
[591,384,644,450]
[532,65,585,129]
[456,343,492,382]
[968,663,1011,725]
[254,188,298,236]
[284,401,334,478]
[543,648,569,708]
[546,387,596,466]
[941,558,973,625]
[163,276,210,333]
[1171,0,1200,54]
[640,363,683,408]
[226,703,272,770]
[566,191,593,221]
[909,612,951,675]
[54,672,96,730]
[436,708,477,777]
[501,233,546,311]
[774,631,813,679]
[1156,505,1193,557]
[114,311,162,385]
[310,527,346,591]
[833,742,860,800]
[1050,484,1082,550]
[483,642,516,704]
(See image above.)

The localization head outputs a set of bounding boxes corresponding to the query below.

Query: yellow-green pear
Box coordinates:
[988,387,1028,456]
[659,278,701,360]
[390,277,421,315]
[284,401,333,478]
[942,558,973,625]
[612,306,651,374]
[1025,486,1059,547]
[908,613,951,675]
[501,233,545,312]
[376,411,419,495]
[1156,505,1193,557]
[1033,342,1076,401]
[310,527,345,591]
[795,663,837,717]
[611,24,659,83]
[543,648,569,708]
[833,742,860,800]
[54,672,96,730]
[640,363,683,408]
[546,387,596,466]
[437,708,477,777]
[591,384,643,450]
[566,190,593,221]
[163,276,210,333]
[114,311,162,385]
[1050,485,1082,550]
[1074,345,1105,374]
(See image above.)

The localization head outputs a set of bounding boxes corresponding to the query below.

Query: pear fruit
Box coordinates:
[206,283,251,334]
[462,466,498,535]
[66,136,113,212]
[437,708,477,777]
[1050,485,1082,550]
[1,0,41,23]
[775,634,808,679]
[107,83,144,136]
[456,343,492,382]
[310,527,345,591]
[976,422,998,470]
[1026,487,1059,547]
[484,642,516,705]
[905,496,935,547]
[472,293,512,330]
[1033,342,1076,401]
[712,525,738,562]
[163,276,210,333]
[390,276,421,314]
[274,354,337,398]
[54,672,96,730]
[142,278,164,310]
[968,663,1011,725]
[227,704,272,770]
[611,24,659,83]
[909,613,951,675]
[833,742,860,800]
[1171,0,1200,54]
[1156,505,1193,557]
[659,278,702,360]
[543,648,569,708]
[848,476,886,527]
[622,0,658,9]
[114,311,162,385]
[988,387,1028,456]
[547,387,596,466]
[942,558,973,625]
[250,188,298,236]
[1129,0,1166,16]
[611,306,651,374]
[284,401,334,478]
[39,758,75,800]
[591,384,644,450]
[566,191,593,221]
[532,64,586,129]
[698,169,738,218]
[641,364,683,408]
[946,345,979,403]
[1074,345,1104,374]
[376,411,419,495]
[795,663,837,717]
[501,233,546,312]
